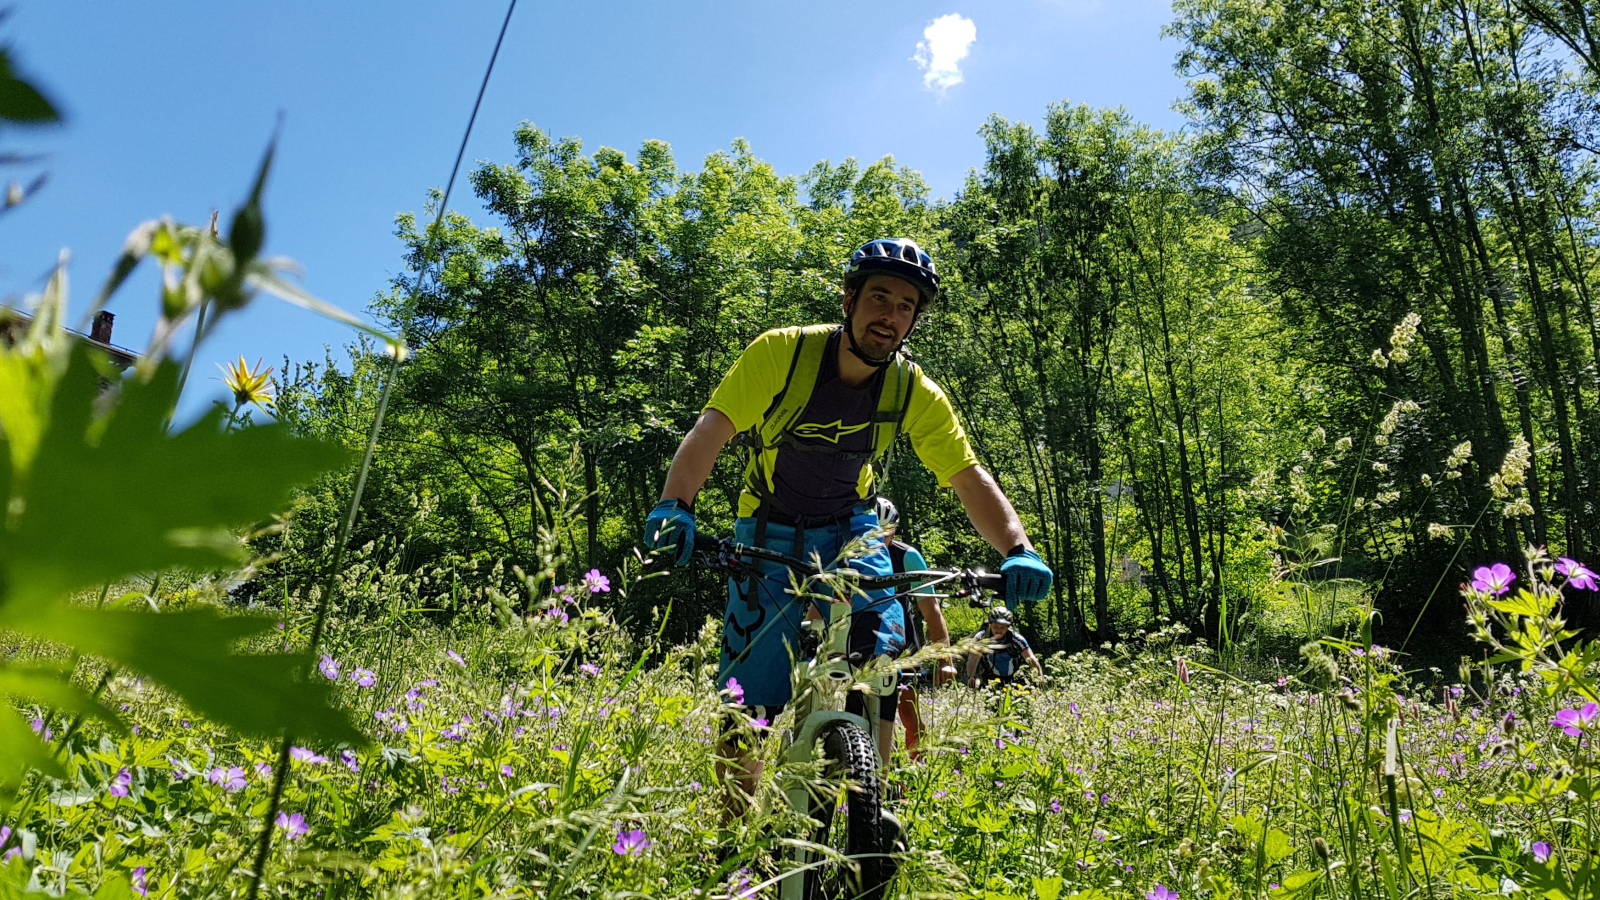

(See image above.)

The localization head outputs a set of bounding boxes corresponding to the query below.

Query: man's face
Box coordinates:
[844,274,921,359]
[989,621,1010,637]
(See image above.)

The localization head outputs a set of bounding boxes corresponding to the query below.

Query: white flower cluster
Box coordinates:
[1370,311,1421,368]
[1490,435,1534,518]
[1389,312,1421,364]
[1427,522,1451,540]
[1375,399,1420,446]
[1444,440,1471,480]
[1289,467,1312,514]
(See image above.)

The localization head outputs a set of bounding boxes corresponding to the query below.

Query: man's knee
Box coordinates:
[716,703,782,755]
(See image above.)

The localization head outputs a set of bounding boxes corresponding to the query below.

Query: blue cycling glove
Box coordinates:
[644,498,696,566]
[1001,546,1053,603]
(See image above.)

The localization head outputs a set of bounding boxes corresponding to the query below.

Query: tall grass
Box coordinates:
[2,534,1589,899]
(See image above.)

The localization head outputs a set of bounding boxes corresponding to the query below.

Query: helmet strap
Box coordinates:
[842,294,903,369]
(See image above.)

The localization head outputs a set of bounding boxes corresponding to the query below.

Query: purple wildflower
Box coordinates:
[350,668,376,688]
[501,764,514,777]
[584,568,611,593]
[447,649,466,667]
[131,865,148,896]
[1558,558,1598,591]
[725,678,745,705]
[318,655,340,680]
[613,827,650,856]
[1533,841,1552,863]
[29,717,51,740]
[1552,703,1599,737]
[340,751,360,773]
[1472,563,1516,596]
[253,761,272,779]
[0,825,15,862]
[290,747,328,765]
[275,811,308,840]
[580,663,601,677]
[208,766,246,791]
[108,767,132,798]
[1147,886,1178,900]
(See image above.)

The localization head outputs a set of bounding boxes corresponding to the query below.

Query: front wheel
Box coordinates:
[802,723,895,900]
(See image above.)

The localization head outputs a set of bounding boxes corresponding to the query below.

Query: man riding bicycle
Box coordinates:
[642,237,1054,812]
[965,605,1045,687]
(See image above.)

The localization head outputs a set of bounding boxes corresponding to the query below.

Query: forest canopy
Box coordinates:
[267,0,1600,658]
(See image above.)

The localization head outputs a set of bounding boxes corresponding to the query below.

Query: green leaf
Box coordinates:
[0,342,363,758]
[1270,871,1323,899]
[1,352,350,614]
[46,787,98,808]
[0,706,59,796]
[1488,590,1546,619]
[1264,827,1293,863]
[1033,875,1063,900]
[16,607,364,746]
[0,663,117,726]
[0,48,60,124]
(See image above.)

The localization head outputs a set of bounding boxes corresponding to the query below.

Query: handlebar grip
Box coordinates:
[972,572,1004,595]
[692,532,722,553]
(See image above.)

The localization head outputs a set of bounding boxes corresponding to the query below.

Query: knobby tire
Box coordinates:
[803,723,894,900]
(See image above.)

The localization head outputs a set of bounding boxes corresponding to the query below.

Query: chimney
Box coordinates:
[90,310,115,344]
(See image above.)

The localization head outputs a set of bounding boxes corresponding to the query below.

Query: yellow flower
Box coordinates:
[219,356,275,412]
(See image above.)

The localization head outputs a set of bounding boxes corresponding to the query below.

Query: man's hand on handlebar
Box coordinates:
[643,499,696,566]
[1001,546,1053,604]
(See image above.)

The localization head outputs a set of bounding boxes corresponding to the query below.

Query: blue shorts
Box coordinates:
[717,510,907,709]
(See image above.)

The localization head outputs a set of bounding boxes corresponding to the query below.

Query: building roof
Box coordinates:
[0,307,139,370]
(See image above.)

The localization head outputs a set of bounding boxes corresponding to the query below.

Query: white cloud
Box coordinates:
[913,14,977,92]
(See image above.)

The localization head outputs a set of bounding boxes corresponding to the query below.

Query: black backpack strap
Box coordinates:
[888,540,908,573]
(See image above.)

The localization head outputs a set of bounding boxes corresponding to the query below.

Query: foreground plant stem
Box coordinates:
[241,0,517,892]
[245,351,398,898]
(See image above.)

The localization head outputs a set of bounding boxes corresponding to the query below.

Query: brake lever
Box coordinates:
[695,544,759,579]
[962,570,995,609]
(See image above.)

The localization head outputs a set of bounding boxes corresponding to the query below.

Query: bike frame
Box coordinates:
[693,535,1001,900]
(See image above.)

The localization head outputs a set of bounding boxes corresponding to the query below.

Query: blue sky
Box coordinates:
[2,0,1185,418]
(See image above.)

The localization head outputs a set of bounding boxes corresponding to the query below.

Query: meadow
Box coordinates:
[2,545,1591,900]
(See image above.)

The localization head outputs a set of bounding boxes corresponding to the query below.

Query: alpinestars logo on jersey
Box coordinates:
[792,419,870,444]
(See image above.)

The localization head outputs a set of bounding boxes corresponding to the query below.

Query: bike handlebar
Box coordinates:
[690,532,1005,603]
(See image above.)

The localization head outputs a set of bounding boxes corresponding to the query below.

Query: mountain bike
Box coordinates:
[692,532,1004,900]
